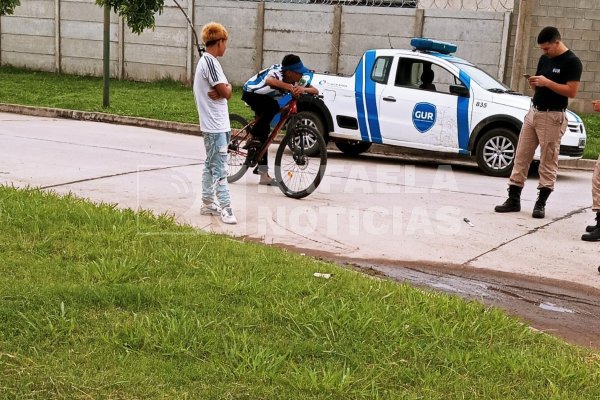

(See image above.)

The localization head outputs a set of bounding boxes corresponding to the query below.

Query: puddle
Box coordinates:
[364,263,495,299]
[319,256,600,349]
[538,302,575,314]
[359,263,584,317]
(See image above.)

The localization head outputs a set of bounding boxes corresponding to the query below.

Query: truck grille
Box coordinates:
[559,145,584,157]
[568,123,582,133]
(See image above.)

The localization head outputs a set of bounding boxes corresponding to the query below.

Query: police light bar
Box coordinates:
[410,38,457,55]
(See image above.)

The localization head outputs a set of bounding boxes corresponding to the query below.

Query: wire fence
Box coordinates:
[234,0,515,11]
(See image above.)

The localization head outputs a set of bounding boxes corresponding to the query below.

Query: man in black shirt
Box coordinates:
[495,26,582,218]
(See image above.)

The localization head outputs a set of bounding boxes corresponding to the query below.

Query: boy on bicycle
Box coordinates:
[193,22,237,224]
[241,54,319,185]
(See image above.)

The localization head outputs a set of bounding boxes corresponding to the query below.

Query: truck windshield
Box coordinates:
[454,62,509,91]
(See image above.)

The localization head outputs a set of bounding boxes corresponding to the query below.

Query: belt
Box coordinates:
[532,104,565,112]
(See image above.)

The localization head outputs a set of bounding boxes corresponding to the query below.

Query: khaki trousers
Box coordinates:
[509,108,567,190]
[593,155,600,211]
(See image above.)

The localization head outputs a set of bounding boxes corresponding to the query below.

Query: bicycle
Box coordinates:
[226,95,328,199]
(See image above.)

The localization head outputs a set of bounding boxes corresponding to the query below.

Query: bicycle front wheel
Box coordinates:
[274,124,327,199]
[227,114,251,183]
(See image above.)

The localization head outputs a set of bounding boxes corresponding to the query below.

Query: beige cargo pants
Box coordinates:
[509,108,568,190]
[592,156,600,212]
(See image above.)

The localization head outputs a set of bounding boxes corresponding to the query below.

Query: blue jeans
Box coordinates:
[202,131,231,207]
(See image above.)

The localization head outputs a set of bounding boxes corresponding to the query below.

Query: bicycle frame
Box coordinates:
[227,95,327,199]
[252,98,298,161]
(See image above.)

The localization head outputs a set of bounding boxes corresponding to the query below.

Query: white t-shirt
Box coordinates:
[193,53,230,133]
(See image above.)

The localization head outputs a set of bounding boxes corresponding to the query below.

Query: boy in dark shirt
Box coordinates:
[495,26,582,219]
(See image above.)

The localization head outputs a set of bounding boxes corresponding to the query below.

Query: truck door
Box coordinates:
[378,58,469,152]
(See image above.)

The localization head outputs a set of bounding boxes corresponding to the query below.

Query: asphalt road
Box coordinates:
[4,111,600,347]
[3,112,599,284]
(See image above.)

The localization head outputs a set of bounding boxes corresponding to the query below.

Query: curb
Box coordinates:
[1,103,596,171]
[0,103,202,136]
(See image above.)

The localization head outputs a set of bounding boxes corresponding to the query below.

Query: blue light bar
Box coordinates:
[410,38,458,54]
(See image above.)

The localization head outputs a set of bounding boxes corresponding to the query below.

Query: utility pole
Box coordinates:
[103,3,110,108]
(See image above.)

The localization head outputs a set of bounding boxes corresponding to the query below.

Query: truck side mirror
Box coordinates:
[450,84,469,97]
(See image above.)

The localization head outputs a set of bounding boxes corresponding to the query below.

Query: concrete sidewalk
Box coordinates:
[2,111,599,291]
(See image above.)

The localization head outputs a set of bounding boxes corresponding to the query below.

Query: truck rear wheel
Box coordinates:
[475,128,518,177]
[335,141,372,156]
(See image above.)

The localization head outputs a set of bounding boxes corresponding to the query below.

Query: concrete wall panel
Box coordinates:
[264,8,334,33]
[337,54,364,76]
[262,50,330,75]
[342,14,416,37]
[123,62,185,81]
[339,35,412,57]
[2,52,55,70]
[263,31,332,54]
[218,48,259,84]
[62,57,118,77]
[0,34,54,55]
[61,38,116,60]
[61,20,118,41]
[125,43,187,67]
[151,6,189,29]
[194,7,258,49]
[2,17,54,37]
[124,26,187,47]
[11,0,54,17]
[61,2,105,23]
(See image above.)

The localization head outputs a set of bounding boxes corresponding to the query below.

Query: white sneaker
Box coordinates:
[221,206,237,224]
[200,202,221,216]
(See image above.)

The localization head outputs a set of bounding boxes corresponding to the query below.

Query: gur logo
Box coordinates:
[412,102,437,133]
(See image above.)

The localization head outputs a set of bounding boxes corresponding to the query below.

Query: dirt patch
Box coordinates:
[272,242,600,350]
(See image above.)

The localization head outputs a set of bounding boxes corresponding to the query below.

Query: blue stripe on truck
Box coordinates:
[457,70,471,154]
[355,56,370,142]
[364,51,382,144]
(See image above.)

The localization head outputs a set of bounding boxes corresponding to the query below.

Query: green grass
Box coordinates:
[0,65,253,122]
[1,65,600,159]
[1,185,599,399]
[581,113,600,159]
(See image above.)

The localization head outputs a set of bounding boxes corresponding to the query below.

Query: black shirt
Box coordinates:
[532,49,582,110]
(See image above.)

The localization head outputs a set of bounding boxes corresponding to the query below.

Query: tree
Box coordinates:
[94,0,166,106]
[0,0,21,16]
[96,0,165,34]
[2,0,169,107]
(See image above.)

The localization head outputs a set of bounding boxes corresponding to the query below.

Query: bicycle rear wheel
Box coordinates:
[227,114,251,183]
[274,124,327,199]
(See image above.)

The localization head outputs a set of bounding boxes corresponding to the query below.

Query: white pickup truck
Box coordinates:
[294,38,587,177]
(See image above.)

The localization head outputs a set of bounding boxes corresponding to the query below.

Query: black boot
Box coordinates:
[585,212,600,232]
[532,187,552,219]
[495,185,522,213]
[581,226,600,242]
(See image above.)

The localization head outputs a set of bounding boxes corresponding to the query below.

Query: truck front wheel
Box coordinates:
[475,128,518,177]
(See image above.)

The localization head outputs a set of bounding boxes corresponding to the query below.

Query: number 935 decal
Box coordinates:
[475,101,488,108]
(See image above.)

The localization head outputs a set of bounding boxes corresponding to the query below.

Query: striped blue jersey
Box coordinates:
[243,64,312,100]
[243,64,284,97]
